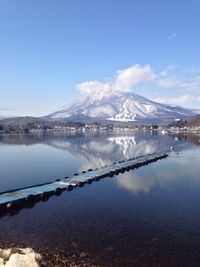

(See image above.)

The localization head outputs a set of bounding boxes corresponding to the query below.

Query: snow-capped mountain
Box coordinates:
[47,92,199,123]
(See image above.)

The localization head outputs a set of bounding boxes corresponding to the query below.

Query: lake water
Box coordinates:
[0,131,200,266]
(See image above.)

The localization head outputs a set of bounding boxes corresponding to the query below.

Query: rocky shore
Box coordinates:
[0,242,100,267]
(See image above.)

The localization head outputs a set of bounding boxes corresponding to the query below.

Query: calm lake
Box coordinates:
[0,131,200,266]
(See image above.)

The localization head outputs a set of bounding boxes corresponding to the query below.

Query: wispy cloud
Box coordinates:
[0,108,14,111]
[153,66,200,107]
[156,73,200,92]
[168,32,177,40]
[154,94,197,106]
[156,78,179,88]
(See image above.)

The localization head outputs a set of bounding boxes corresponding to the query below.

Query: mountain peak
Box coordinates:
[47,92,199,123]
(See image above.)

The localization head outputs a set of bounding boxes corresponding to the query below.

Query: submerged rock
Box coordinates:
[80,251,89,258]
[0,247,42,267]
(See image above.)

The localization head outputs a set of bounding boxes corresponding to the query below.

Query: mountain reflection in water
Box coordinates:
[40,132,188,170]
[1,132,200,266]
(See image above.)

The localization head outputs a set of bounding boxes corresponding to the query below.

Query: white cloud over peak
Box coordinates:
[76,64,200,108]
[77,81,110,95]
[77,64,155,95]
[112,64,155,92]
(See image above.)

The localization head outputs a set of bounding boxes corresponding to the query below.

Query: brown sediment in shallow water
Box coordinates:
[39,249,101,267]
[0,241,100,267]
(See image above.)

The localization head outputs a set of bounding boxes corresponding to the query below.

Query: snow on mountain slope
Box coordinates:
[48,92,199,122]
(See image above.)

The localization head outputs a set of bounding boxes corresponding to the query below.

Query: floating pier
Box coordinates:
[0,152,168,217]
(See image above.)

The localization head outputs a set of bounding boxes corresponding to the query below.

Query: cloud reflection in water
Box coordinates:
[117,151,200,194]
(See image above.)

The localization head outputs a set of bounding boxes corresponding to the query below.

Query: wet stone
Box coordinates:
[71,242,78,248]
[80,251,89,258]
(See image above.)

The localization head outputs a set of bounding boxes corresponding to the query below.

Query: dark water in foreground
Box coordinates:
[1,131,200,266]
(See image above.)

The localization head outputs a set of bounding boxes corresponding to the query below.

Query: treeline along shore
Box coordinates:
[1,114,200,135]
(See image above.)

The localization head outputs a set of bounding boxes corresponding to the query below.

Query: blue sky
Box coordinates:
[1,0,200,116]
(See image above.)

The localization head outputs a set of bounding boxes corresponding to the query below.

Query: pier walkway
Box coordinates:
[0,152,168,216]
